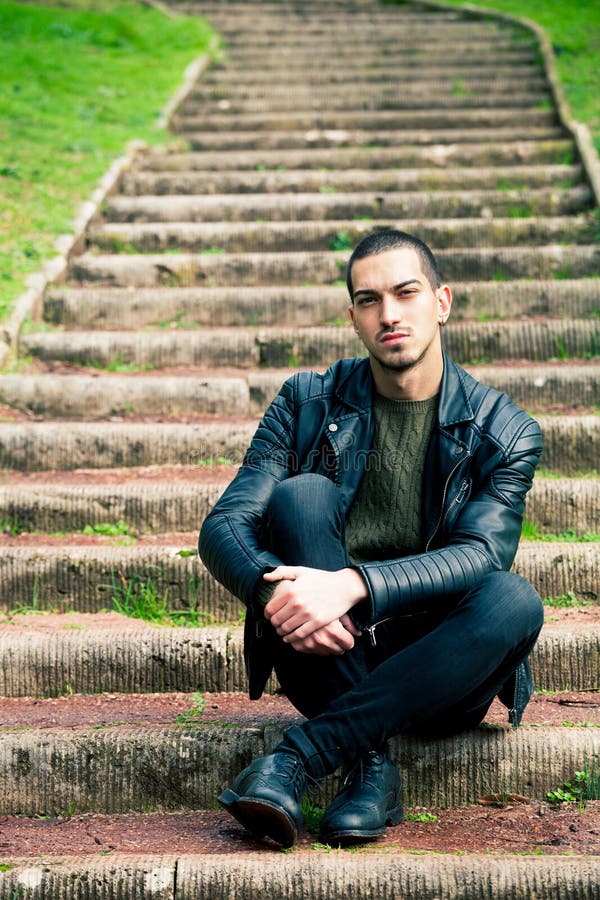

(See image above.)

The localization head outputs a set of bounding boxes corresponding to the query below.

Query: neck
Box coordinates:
[369,352,444,401]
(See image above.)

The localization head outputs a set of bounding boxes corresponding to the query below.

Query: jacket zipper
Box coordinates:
[425,453,470,552]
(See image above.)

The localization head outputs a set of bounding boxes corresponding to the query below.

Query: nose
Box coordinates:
[379,292,403,326]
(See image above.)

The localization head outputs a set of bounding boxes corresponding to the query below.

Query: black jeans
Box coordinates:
[262,474,544,777]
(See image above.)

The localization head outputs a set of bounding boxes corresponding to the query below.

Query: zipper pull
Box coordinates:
[364,624,378,647]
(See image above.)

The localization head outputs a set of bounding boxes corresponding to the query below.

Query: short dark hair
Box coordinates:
[346,229,442,300]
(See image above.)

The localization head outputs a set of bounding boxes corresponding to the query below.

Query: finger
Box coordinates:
[340,613,362,637]
[263,566,302,582]
[292,620,355,654]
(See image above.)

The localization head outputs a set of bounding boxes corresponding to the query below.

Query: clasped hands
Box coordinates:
[263,565,367,656]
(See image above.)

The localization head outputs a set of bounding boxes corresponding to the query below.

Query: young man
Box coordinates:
[199,230,544,848]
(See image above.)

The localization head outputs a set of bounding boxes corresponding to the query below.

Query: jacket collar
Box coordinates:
[438,351,475,427]
[334,352,474,426]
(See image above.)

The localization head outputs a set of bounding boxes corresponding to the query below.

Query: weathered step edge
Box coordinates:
[42,280,600,329]
[0,477,597,534]
[1,853,598,900]
[20,320,600,368]
[0,366,598,419]
[0,620,596,697]
[0,415,598,473]
[0,541,597,616]
[0,720,597,814]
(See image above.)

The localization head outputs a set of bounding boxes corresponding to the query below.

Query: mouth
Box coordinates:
[379,331,411,345]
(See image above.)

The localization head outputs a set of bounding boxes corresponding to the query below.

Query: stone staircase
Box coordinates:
[0,0,598,894]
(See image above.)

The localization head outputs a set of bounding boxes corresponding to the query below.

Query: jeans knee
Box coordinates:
[266,473,342,529]
[264,474,347,567]
[463,570,543,651]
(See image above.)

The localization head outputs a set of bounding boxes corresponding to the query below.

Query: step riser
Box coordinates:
[0,725,596,814]
[0,479,596,535]
[4,858,596,900]
[0,375,253,418]
[0,417,597,474]
[186,128,563,151]
[197,79,550,101]
[21,321,600,368]
[105,188,592,223]
[69,248,600,286]
[0,422,256,470]
[1,367,597,419]
[122,165,581,195]
[204,65,552,84]
[210,55,541,73]
[0,543,597,617]
[172,110,557,133]
[88,218,597,254]
[186,94,551,114]
[140,141,574,171]
[43,281,600,329]
[0,627,594,697]
[220,31,534,44]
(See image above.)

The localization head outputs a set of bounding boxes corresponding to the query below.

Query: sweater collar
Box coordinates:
[335,352,474,426]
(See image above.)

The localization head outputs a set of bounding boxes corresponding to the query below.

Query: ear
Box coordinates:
[436,285,452,325]
[348,304,359,333]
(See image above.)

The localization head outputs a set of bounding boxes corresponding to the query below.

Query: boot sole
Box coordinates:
[320,803,404,844]
[218,788,299,848]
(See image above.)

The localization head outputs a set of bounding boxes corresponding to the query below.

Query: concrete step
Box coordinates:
[218,24,530,41]
[220,34,534,51]
[43,279,600,329]
[202,63,551,84]
[68,247,600,286]
[188,92,551,115]
[0,537,597,623]
[122,163,582,196]
[104,187,592,223]
[183,126,566,152]
[20,320,600,368]
[0,847,598,899]
[212,50,539,70]
[87,217,597,254]
[139,140,575,171]
[194,78,550,102]
[0,415,598,474]
[1,363,597,419]
[0,694,597,814]
[0,611,597,697]
[0,475,597,535]
[172,108,557,133]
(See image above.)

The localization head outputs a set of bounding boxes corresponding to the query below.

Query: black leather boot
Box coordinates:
[319,750,403,843]
[218,750,308,848]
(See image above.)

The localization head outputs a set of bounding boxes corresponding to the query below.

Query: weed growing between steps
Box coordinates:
[0,1,218,319]
[109,571,220,627]
[543,590,590,608]
[547,766,600,809]
[521,519,600,542]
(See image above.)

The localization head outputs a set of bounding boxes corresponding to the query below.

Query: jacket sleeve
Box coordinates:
[198,376,299,607]
[355,416,543,623]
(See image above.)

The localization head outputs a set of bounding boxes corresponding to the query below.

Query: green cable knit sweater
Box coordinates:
[345,394,439,564]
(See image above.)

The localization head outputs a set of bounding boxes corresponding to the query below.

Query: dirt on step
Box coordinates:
[0,802,598,859]
[0,691,598,730]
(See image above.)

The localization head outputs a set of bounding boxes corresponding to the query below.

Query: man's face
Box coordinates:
[348,247,451,375]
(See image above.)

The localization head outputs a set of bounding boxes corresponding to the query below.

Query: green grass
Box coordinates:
[521,519,600,542]
[0,0,217,320]
[110,571,218,627]
[422,0,600,151]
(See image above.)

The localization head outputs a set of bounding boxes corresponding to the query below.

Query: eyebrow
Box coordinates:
[353,278,423,300]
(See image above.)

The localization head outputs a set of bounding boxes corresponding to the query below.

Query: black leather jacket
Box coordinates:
[199,353,543,720]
